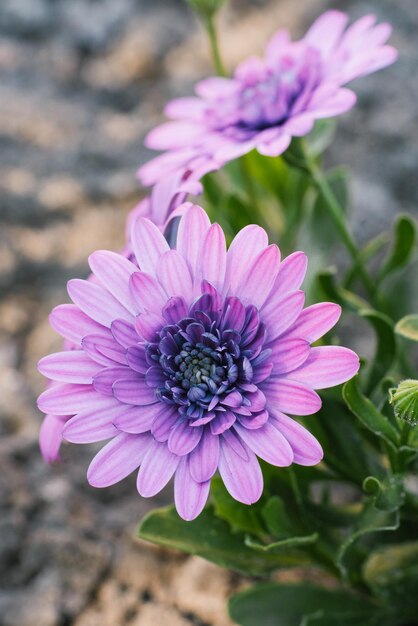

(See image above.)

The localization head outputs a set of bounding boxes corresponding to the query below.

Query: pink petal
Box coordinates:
[174,457,210,521]
[37,383,110,415]
[268,338,310,375]
[165,97,207,121]
[93,366,137,395]
[39,414,66,463]
[67,279,134,327]
[88,250,138,315]
[269,409,323,466]
[129,271,167,314]
[145,121,202,150]
[236,245,281,308]
[271,251,307,296]
[176,204,211,277]
[262,378,322,416]
[168,420,203,455]
[137,439,180,497]
[189,430,220,482]
[218,438,263,505]
[310,87,356,118]
[126,345,148,373]
[151,405,179,442]
[87,432,151,487]
[49,304,107,345]
[304,10,349,57]
[256,132,291,157]
[114,403,164,434]
[38,351,101,384]
[130,217,169,277]
[135,311,163,342]
[62,403,122,443]
[284,346,359,389]
[112,378,158,406]
[157,250,193,300]
[111,319,138,349]
[224,225,268,296]
[82,334,126,366]
[198,223,227,292]
[283,302,341,343]
[234,422,293,466]
[262,290,305,341]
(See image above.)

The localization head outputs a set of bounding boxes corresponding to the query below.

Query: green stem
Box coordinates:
[204,14,226,76]
[299,145,378,306]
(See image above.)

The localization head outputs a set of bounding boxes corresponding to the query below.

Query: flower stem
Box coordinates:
[299,145,378,305]
[204,14,226,76]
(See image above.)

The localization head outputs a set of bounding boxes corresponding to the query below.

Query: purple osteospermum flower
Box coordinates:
[37,205,359,520]
[138,10,397,186]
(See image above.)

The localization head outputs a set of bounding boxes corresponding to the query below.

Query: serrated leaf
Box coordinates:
[359,310,396,394]
[395,314,418,342]
[343,377,400,447]
[378,214,416,283]
[229,583,379,626]
[138,505,308,576]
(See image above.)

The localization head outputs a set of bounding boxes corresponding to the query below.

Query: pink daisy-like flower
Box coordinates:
[138,10,397,186]
[37,205,359,520]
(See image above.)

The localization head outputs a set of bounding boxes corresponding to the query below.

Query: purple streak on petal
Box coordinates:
[88,250,138,315]
[88,432,151,487]
[234,422,293,466]
[262,378,322,416]
[135,311,163,342]
[162,296,189,324]
[137,439,180,497]
[114,403,165,434]
[189,429,219,482]
[268,338,310,375]
[198,223,227,292]
[49,304,107,345]
[131,217,170,276]
[262,291,305,341]
[37,383,110,415]
[39,414,66,463]
[221,297,246,332]
[174,457,210,521]
[157,250,193,299]
[221,429,248,460]
[38,351,101,384]
[168,420,203,455]
[111,319,139,349]
[236,245,280,308]
[126,345,148,373]
[218,437,263,505]
[176,204,211,278]
[222,390,243,408]
[210,411,236,435]
[62,404,120,443]
[112,378,158,406]
[246,388,267,412]
[283,302,341,343]
[145,366,167,389]
[284,346,360,389]
[82,334,126,366]
[269,409,323,466]
[93,366,137,395]
[129,272,167,314]
[151,405,179,441]
[237,410,269,430]
[224,225,268,296]
[271,252,307,297]
[68,279,133,327]
[252,362,273,384]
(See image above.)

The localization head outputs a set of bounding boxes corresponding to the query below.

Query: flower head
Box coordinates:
[138,10,397,186]
[38,205,359,520]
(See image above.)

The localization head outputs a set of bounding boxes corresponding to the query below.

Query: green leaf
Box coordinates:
[229,583,379,626]
[362,475,405,512]
[245,532,318,554]
[363,541,418,620]
[261,496,293,538]
[343,377,400,447]
[395,314,418,342]
[337,500,399,580]
[359,310,396,394]
[378,214,417,283]
[138,505,307,576]
[211,476,265,536]
[315,269,370,312]
[344,233,389,291]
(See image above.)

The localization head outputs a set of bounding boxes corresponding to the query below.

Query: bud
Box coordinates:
[389,379,418,426]
[186,0,227,19]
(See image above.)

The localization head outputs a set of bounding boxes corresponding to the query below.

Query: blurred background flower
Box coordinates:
[0,1,416,625]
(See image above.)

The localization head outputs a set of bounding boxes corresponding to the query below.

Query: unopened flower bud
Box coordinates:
[389,379,418,426]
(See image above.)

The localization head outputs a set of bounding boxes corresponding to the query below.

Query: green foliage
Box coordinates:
[395,314,418,342]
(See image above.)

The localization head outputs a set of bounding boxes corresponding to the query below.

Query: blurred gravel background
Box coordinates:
[0,0,416,624]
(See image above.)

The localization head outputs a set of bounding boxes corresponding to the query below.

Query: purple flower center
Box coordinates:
[144,289,270,425]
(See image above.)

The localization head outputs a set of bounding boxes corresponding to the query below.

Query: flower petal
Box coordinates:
[112,378,158,406]
[88,250,138,314]
[168,420,203,455]
[269,410,323,466]
[157,250,193,300]
[174,457,210,521]
[236,245,281,308]
[62,403,121,443]
[189,429,220,482]
[285,346,360,389]
[218,438,263,505]
[131,217,170,276]
[49,304,107,345]
[39,414,66,463]
[68,279,133,327]
[37,384,110,415]
[198,223,227,292]
[271,251,307,296]
[224,225,268,296]
[176,204,211,276]
[283,302,341,342]
[114,403,165,434]
[263,378,322,415]
[234,422,294,466]
[268,338,310,375]
[137,439,180,497]
[129,272,167,314]
[263,291,305,341]
[87,432,151,487]
[38,351,101,384]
